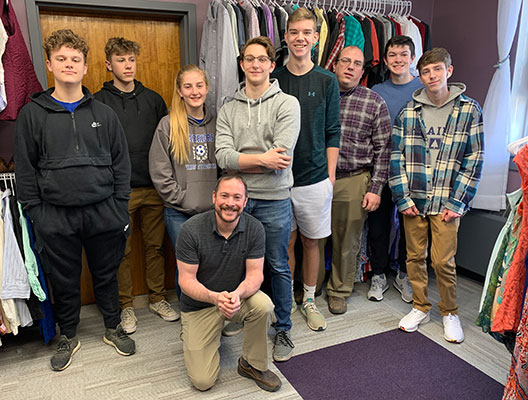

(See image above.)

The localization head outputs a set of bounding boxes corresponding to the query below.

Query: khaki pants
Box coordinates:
[181,291,274,391]
[118,187,166,308]
[404,214,460,316]
[326,172,369,298]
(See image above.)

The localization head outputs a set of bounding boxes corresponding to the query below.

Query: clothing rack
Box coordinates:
[271,0,413,16]
[0,172,15,194]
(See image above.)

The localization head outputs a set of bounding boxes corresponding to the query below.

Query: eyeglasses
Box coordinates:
[337,58,364,68]
[243,55,273,64]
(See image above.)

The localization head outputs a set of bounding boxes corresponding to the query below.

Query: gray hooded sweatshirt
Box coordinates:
[149,109,217,215]
[413,83,466,171]
[215,79,300,200]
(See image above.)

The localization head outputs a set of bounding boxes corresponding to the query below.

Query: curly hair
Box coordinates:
[104,37,140,61]
[43,29,89,61]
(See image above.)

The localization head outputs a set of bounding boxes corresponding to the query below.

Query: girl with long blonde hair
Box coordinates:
[149,65,217,293]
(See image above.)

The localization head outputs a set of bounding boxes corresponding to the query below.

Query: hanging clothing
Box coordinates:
[344,14,365,52]
[200,0,239,116]
[0,0,43,120]
[0,17,7,112]
[493,145,528,334]
[324,12,345,70]
[1,190,30,300]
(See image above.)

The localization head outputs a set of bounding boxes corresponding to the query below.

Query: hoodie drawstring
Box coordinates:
[246,97,262,128]
[246,99,251,128]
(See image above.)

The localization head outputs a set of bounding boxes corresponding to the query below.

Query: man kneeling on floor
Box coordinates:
[176,175,281,392]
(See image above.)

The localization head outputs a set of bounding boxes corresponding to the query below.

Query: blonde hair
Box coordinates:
[287,7,317,31]
[169,65,209,164]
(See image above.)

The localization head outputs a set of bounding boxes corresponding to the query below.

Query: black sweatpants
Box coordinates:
[30,196,129,338]
[367,184,407,275]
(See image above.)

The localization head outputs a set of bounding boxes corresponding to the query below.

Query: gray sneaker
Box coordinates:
[273,330,294,362]
[393,272,413,303]
[50,335,80,371]
[120,307,137,334]
[103,324,136,356]
[149,299,180,322]
[367,274,389,301]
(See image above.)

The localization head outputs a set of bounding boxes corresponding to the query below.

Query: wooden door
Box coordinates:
[39,8,181,304]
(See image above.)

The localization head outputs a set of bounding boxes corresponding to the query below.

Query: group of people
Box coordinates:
[13,6,483,394]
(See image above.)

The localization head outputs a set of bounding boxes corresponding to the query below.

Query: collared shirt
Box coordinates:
[337,85,391,196]
[176,210,265,313]
[389,94,484,216]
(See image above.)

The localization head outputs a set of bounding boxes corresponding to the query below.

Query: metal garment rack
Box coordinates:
[271,0,413,16]
[0,172,15,195]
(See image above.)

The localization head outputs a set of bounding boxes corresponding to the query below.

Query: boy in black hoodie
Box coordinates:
[94,38,178,335]
[14,29,135,371]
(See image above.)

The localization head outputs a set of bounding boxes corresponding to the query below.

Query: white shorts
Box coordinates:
[290,177,333,239]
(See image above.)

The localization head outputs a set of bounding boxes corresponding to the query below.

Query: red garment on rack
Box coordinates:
[503,292,528,399]
[0,0,43,121]
[492,144,528,334]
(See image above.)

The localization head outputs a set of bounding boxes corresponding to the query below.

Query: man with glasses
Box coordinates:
[327,46,391,315]
[215,36,300,362]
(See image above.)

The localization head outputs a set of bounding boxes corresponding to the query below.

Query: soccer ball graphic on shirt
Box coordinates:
[193,143,208,162]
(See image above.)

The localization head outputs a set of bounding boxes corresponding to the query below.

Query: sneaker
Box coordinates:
[103,324,136,356]
[367,274,389,301]
[237,357,282,392]
[399,308,430,332]
[301,298,327,331]
[273,330,294,362]
[393,273,413,303]
[328,295,347,314]
[222,321,243,337]
[120,307,137,334]
[50,335,80,371]
[443,313,465,343]
[149,299,180,322]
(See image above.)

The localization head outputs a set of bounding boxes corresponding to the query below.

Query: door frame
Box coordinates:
[25,0,197,88]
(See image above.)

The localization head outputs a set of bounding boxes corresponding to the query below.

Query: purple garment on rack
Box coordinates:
[262,4,274,43]
[0,0,43,120]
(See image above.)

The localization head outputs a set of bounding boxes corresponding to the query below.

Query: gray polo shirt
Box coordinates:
[176,210,266,312]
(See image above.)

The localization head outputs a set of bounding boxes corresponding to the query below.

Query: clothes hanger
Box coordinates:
[507,137,528,156]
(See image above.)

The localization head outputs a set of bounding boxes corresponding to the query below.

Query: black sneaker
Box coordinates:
[50,335,80,371]
[103,324,136,356]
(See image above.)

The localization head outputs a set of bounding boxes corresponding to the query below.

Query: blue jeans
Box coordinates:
[164,207,190,297]
[244,198,292,331]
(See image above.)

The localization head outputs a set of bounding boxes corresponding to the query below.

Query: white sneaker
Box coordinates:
[120,307,137,334]
[149,300,180,322]
[443,313,464,343]
[399,308,430,332]
[393,273,413,303]
[367,274,389,301]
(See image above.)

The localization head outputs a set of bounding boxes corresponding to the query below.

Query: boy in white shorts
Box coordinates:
[272,7,341,334]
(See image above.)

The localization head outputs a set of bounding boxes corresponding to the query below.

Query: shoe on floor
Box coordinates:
[327,295,347,314]
[443,313,464,343]
[103,324,136,356]
[237,357,281,392]
[393,273,413,303]
[120,307,137,334]
[222,321,243,337]
[149,299,180,321]
[368,274,389,301]
[301,298,327,331]
[399,308,430,332]
[273,330,294,362]
[50,335,80,371]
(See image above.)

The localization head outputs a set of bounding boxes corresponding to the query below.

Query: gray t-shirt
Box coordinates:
[176,210,266,312]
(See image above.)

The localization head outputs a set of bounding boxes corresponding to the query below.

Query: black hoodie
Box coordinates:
[94,80,167,188]
[14,86,131,210]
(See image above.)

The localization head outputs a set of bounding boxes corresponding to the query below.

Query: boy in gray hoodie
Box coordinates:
[389,48,484,344]
[215,36,300,362]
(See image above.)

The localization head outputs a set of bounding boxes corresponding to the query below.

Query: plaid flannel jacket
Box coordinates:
[388,93,484,216]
